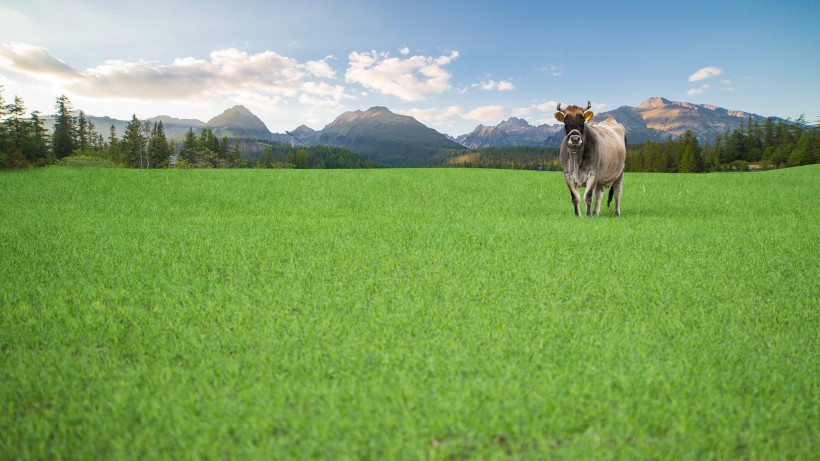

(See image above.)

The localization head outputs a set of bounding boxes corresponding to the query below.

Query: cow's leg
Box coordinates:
[610,172,624,217]
[583,175,597,217]
[593,185,605,216]
[564,176,581,216]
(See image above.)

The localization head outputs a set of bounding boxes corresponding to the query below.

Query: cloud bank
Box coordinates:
[0,43,350,108]
[1,42,471,115]
[345,50,459,101]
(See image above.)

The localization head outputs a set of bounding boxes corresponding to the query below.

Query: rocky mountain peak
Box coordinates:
[638,97,673,109]
[289,124,316,137]
[206,105,269,132]
[497,117,532,132]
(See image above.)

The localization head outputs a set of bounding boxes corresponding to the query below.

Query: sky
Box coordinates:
[0,0,818,136]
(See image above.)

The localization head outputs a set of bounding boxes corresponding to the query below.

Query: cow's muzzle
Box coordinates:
[567,129,583,149]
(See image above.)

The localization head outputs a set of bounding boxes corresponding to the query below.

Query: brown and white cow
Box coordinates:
[555,101,626,217]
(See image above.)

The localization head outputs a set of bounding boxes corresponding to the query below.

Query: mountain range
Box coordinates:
[53,97,780,166]
[456,97,775,148]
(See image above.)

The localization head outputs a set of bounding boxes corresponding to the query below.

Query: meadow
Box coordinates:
[1,165,817,459]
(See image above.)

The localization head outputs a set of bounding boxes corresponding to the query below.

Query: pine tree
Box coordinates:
[28,111,49,164]
[77,111,88,153]
[107,125,121,164]
[259,146,275,168]
[678,131,703,172]
[289,148,309,168]
[140,118,152,168]
[5,96,30,164]
[789,131,815,166]
[52,95,76,159]
[746,116,762,161]
[147,121,169,168]
[231,138,242,167]
[181,127,197,164]
[122,115,145,168]
[0,87,7,164]
[86,118,101,152]
[680,145,697,173]
[197,129,219,167]
[219,135,230,167]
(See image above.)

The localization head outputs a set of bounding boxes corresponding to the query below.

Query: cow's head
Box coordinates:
[555,101,593,151]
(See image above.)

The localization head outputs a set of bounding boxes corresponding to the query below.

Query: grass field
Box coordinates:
[1,165,818,459]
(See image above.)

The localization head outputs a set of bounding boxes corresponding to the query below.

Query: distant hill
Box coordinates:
[41,113,207,141]
[205,105,274,140]
[150,115,206,127]
[147,115,206,139]
[456,97,779,148]
[298,106,464,167]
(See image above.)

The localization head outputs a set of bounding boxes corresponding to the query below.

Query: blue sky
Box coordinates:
[1,0,817,136]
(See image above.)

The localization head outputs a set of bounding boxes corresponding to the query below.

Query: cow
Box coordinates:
[555,101,626,217]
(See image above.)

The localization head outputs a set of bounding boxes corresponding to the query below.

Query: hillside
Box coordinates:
[304,106,464,167]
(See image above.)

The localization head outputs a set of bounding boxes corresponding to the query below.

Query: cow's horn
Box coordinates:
[556,102,564,113]
[585,101,592,111]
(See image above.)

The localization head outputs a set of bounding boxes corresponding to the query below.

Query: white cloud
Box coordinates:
[0,43,351,110]
[399,47,410,55]
[344,49,459,101]
[402,106,462,126]
[689,66,722,82]
[687,84,711,96]
[210,48,305,90]
[511,106,532,116]
[299,81,352,106]
[536,100,562,112]
[474,79,515,91]
[305,57,337,79]
[0,42,81,82]
[463,105,508,123]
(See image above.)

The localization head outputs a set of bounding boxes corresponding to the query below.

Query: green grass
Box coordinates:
[1,165,818,459]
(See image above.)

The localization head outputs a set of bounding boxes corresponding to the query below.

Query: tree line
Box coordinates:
[2,89,817,171]
[626,116,818,173]
[443,146,561,170]
[0,91,383,169]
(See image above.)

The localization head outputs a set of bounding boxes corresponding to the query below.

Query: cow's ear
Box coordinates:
[554,112,565,122]
[583,111,594,122]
